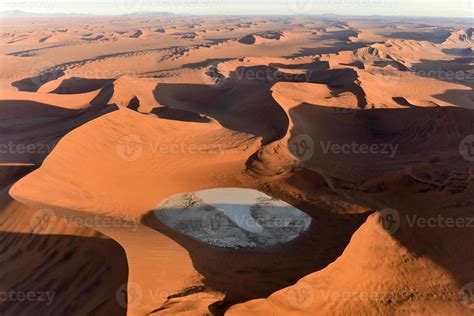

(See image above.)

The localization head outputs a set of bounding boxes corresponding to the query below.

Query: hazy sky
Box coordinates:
[1,0,473,17]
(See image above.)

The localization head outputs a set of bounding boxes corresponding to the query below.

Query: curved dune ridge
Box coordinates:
[0,14,473,315]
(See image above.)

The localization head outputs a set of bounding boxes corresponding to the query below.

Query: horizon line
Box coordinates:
[0,9,472,20]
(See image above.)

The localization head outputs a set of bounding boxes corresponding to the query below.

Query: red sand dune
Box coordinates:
[0,12,473,315]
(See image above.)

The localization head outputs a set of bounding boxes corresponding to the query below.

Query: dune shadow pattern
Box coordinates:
[0,230,129,315]
[0,85,118,165]
[285,102,474,291]
[143,205,370,313]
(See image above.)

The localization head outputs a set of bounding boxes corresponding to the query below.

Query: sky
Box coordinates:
[0,0,473,17]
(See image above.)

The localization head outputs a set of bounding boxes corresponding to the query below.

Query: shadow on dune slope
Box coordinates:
[153,82,289,144]
[239,101,474,314]
[152,65,371,144]
[0,231,129,315]
[49,77,115,94]
[0,85,118,165]
[0,190,129,315]
[271,101,474,287]
[143,205,370,313]
[12,70,66,92]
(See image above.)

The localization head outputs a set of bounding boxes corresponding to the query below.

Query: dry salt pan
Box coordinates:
[155,188,312,249]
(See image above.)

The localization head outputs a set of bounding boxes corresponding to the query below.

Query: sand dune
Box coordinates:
[1,13,473,316]
[0,166,128,315]
[442,28,474,46]
[0,87,116,165]
[228,211,473,315]
[9,108,259,216]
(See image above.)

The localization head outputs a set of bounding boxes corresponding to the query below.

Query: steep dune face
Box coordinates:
[231,140,474,315]
[0,86,116,165]
[49,77,115,94]
[0,164,128,315]
[272,82,360,109]
[442,28,474,46]
[9,108,259,217]
[227,212,473,315]
[249,59,473,180]
[251,100,474,185]
[0,189,128,315]
[356,70,472,108]
[152,77,290,144]
[353,39,442,68]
